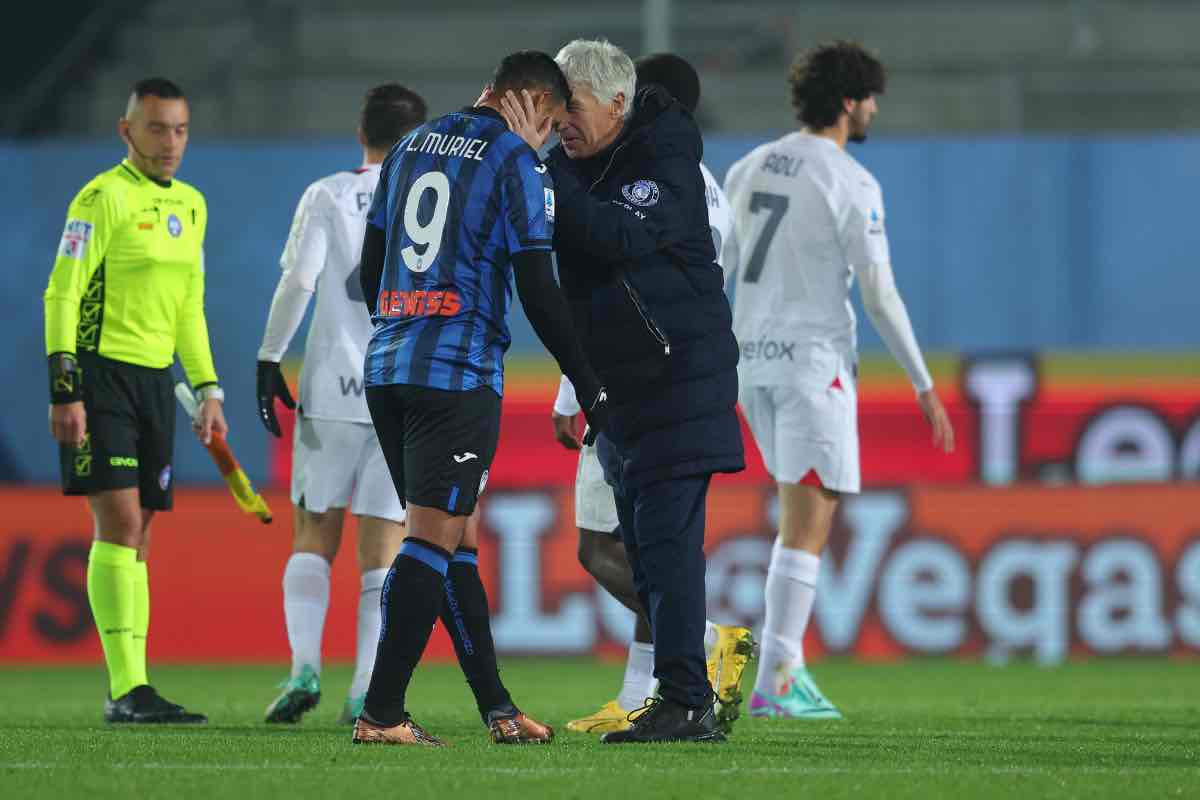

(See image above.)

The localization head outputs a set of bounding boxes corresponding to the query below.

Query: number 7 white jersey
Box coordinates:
[723,132,889,387]
[258,164,381,422]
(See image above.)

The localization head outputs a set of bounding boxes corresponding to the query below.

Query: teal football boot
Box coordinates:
[338,693,365,725]
[264,665,321,724]
[749,667,842,720]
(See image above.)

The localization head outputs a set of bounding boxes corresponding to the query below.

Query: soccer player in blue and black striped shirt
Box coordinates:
[353,51,607,747]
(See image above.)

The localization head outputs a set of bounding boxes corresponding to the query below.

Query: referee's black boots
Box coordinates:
[600,697,725,744]
[103,685,207,724]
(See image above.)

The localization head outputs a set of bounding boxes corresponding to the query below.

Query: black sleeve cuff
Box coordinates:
[48,352,82,404]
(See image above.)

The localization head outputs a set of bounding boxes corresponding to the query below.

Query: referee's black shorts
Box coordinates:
[366,383,501,517]
[59,352,176,510]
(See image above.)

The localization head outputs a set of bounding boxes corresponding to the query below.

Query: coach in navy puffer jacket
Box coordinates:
[546,60,743,731]
[547,84,744,487]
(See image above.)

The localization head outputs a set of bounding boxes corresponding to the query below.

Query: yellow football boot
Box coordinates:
[565,699,636,734]
[706,625,757,734]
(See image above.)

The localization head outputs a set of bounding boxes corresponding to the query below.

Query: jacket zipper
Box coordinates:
[622,277,671,356]
[584,141,672,358]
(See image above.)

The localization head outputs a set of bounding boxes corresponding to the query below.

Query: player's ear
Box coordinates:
[611,92,626,120]
[117,118,131,145]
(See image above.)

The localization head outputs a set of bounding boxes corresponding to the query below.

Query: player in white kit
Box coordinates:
[255,84,428,724]
[553,53,755,735]
[723,42,955,719]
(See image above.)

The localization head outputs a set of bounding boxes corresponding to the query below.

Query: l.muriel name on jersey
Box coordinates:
[406,130,489,161]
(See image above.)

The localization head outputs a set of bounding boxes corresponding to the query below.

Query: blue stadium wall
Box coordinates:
[2,135,1195,484]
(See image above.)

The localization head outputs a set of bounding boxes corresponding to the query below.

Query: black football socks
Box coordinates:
[440,547,516,721]
[362,539,451,727]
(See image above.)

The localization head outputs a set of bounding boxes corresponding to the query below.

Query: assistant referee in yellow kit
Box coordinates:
[44,78,226,724]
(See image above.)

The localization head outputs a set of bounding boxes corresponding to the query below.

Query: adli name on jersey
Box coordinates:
[622,179,660,207]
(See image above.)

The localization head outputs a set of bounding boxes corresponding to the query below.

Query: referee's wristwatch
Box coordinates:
[194,384,225,404]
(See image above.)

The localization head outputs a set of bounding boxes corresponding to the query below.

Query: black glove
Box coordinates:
[581,386,610,447]
[256,360,296,437]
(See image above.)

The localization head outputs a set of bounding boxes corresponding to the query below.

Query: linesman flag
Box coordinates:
[174,382,273,523]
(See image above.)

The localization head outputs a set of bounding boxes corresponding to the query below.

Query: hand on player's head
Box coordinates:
[499,89,558,152]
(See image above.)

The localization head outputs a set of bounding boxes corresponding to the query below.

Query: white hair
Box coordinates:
[555,38,636,118]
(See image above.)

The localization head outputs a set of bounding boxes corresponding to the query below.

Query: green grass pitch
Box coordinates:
[1,658,1196,799]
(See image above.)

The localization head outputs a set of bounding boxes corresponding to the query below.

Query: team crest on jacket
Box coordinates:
[622,180,660,207]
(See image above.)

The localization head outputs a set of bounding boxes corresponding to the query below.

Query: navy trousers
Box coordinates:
[597,435,712,709]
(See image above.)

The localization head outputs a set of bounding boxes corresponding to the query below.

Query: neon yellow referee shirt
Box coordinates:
[44,159,218,388]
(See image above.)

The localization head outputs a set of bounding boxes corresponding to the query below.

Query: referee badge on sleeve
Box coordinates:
[59,219,93,260]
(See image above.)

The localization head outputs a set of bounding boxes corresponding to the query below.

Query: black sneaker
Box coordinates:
[104,685,208,724]
[600,697,726,744]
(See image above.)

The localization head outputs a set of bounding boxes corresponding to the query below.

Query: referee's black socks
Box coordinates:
[440,547,516,722]
[362,538,452,727]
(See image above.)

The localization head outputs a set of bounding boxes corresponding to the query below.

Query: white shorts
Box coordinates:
[291,416,406,522]
[575,443,619,534]
[739,375,861,494]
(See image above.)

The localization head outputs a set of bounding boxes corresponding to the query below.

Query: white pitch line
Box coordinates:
[0,763,1171,776]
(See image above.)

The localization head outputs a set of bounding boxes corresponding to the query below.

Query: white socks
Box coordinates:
[282,553,331,679]
[615,619,721,712]
[616,641,656,711]
[754,539,821,696]
[350,568,388,698]
[703,620,719,659]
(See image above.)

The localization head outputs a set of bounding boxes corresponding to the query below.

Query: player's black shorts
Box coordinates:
[366,383,501,517]
[59,352,176,511]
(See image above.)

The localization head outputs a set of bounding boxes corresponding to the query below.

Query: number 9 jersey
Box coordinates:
[363,106,554,397]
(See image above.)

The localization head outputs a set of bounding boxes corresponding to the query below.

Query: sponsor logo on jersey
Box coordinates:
[454,452,478,464]
[159,465,172,491]
[544,187,555,222]
[740,338,797,362]
[338,376,364,397]
[167,213,183,237]
[534,163,548,174]
[377,289,463,318]
[622,180,660,207]
[59,219,93,260]
[109,456,139,468]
